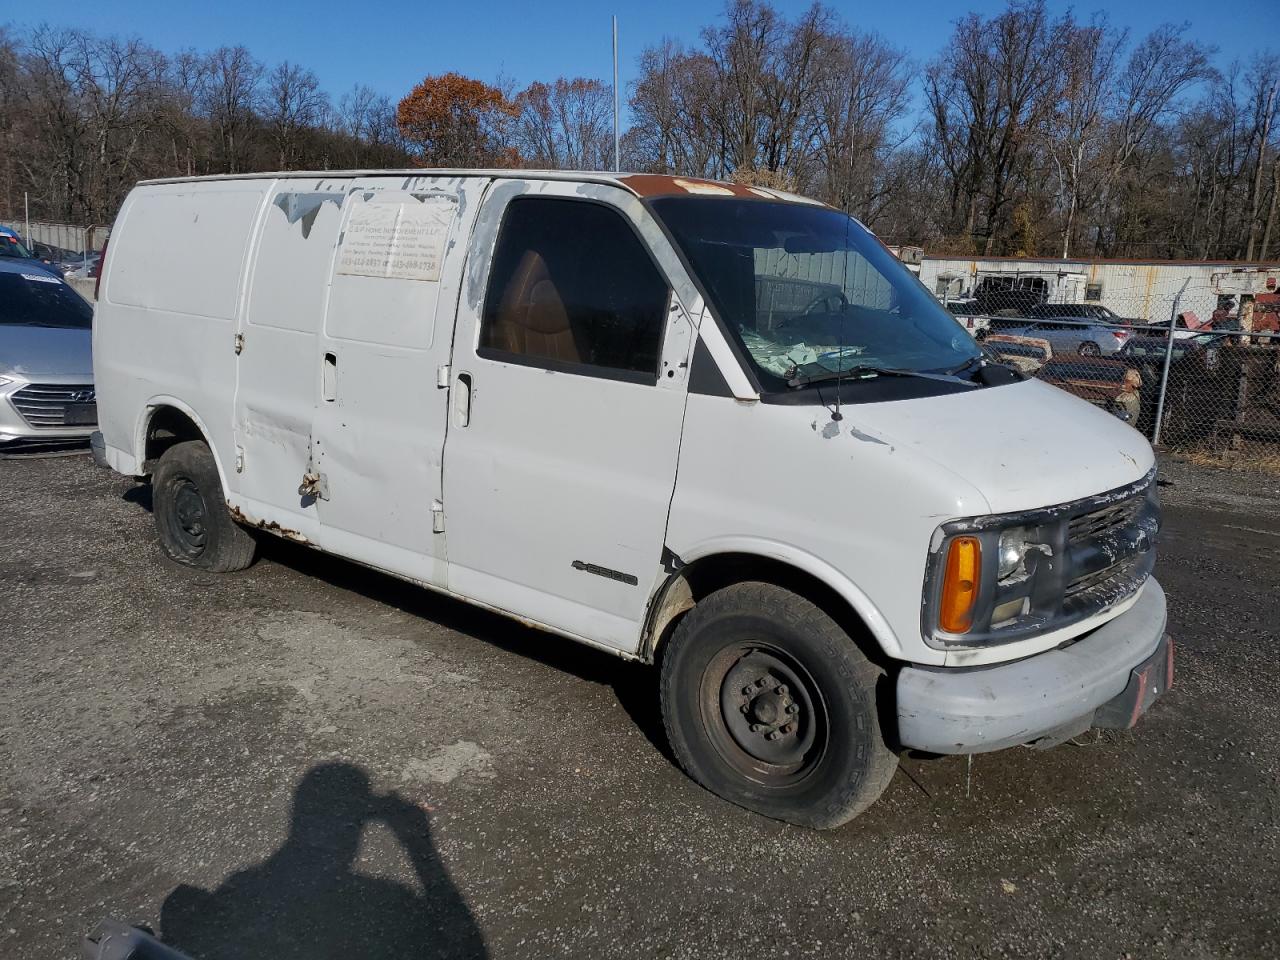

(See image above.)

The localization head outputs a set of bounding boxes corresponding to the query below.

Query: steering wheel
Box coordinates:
[802,291,850,316]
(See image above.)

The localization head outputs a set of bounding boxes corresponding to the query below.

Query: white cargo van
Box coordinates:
[92,170,1171,827]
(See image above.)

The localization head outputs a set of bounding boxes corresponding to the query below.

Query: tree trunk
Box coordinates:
[1261,156,1280,261]
[1245,82,1276,261]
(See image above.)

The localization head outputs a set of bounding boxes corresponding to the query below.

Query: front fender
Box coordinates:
[669,536,908,662]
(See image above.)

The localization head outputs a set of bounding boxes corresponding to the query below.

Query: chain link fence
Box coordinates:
[946,271,1280,473]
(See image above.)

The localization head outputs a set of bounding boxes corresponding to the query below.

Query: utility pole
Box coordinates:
[24,191,30,247]
[612,16,620,172]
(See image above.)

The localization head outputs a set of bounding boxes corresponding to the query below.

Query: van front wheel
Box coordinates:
[659,582,897,829]
[152,441,256,572]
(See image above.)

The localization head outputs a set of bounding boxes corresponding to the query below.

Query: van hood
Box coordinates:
[837,378,1154,514]
[0,324,94,379]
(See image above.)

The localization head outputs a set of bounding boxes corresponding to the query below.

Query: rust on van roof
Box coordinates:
[137,168,821,205]
[617,173,805,202]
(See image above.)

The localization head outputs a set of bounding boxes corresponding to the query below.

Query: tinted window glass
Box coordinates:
[480,198,668,379]
[1,236,35,259]
[0,272,93,328]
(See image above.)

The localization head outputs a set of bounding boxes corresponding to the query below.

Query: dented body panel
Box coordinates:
[95,168,1167,756]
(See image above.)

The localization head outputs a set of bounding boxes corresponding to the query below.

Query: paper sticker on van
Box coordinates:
[336,196,454,282]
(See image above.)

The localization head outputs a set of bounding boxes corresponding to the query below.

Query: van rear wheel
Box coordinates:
[152,441,256,572]
[659,582,897,829]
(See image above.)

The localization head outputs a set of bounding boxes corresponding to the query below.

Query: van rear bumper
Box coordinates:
[896,578,1170,754]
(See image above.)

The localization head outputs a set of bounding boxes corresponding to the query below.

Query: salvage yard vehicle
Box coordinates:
[980,334,1052,375]
[0,260,97,453]
[994,318,1132,356]
[92,170,1171,828]
[1037,356,1146,430]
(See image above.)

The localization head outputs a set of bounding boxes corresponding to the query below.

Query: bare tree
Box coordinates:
[265,61,329,169]
[199,46,262,174]
[810,29,911,218]
[926,1,1067,254]
[512,78,613,169]
[1042,14,1123,258]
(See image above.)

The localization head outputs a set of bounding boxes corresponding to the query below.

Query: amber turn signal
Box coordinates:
[939,536,981,633]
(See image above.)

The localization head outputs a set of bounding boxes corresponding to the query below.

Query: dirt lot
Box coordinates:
[2,453,1278,959]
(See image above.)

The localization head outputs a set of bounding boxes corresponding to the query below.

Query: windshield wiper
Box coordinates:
[945,354,985,376]
[787,364,978,389]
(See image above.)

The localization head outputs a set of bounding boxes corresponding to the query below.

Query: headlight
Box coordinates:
[996,526,1037,581]
[922,469,1160,648]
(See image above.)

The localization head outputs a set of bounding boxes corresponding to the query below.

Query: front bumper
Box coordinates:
[0,377,96,445]
[897,578,1170,754]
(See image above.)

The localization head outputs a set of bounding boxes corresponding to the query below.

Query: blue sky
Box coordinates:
[6,0,1276,114]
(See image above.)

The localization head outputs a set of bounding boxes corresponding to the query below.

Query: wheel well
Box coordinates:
[643,553,888,668]
[143,406,206,472]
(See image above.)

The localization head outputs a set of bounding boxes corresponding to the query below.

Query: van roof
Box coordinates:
[136,169,823,205]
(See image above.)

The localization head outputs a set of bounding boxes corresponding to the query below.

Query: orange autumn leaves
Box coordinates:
[395,73,520,168]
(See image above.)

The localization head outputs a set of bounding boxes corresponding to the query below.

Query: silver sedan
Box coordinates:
[0,261,96,452]
[991,318,1132,356]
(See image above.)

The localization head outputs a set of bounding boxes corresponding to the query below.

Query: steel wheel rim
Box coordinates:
[169,477,208,556]
[700,642,829,787]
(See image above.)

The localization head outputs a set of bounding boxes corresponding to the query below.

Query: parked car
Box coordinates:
[60,252,102,280]
[1118,333,1234,437]
[982,333,1052,374]
[1120,332,1226,364]
[993,318,1131,356]
[972,275,1048,315]
[1027,302,1135,324]
[0,260,97,451]
[1037,356,1139,416]
[93,170,1168,828]
[0,227,63,278]
[29,241,82,273]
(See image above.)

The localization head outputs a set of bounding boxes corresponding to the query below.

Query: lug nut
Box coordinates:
[776,684,789,695]
[756,677,769,689]
[781,723,795,735]
[767,731,782,741]
[750,723,765,733]
[741,704,750,714]
[742,685,754,695]
[786,703,799,715]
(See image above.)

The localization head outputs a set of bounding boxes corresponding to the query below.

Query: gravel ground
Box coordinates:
[1,452,1277,959]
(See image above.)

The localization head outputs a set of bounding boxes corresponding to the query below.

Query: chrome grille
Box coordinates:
[11,383,96,429]
[1067,496,1143,545]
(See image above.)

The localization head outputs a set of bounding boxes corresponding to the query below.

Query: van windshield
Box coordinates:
[652,198,979,391]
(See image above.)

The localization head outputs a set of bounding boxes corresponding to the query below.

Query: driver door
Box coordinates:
[440,182,696,652]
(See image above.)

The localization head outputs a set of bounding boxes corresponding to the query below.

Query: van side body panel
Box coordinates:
[96,181,272,479]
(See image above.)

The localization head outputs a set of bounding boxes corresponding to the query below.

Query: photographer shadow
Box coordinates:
[161,762,486,959]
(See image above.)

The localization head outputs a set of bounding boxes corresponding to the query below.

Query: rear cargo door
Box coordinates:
[309,177,485,586]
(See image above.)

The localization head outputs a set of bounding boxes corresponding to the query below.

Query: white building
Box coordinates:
[920,255,1280,322]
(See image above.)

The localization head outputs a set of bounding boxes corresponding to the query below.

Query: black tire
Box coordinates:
[1078,341,1101,356]
[152,440,256,572]
[659,582,897,829]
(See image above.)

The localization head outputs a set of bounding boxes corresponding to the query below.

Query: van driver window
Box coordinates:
[479,198,669,380]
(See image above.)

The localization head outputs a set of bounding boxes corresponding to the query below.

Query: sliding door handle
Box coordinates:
[454,372,472,427]
[322,352,337,402]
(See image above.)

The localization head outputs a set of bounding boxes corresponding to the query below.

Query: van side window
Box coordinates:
[479,198,668,380]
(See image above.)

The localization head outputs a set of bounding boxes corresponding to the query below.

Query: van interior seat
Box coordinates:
[490,250,580,363]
